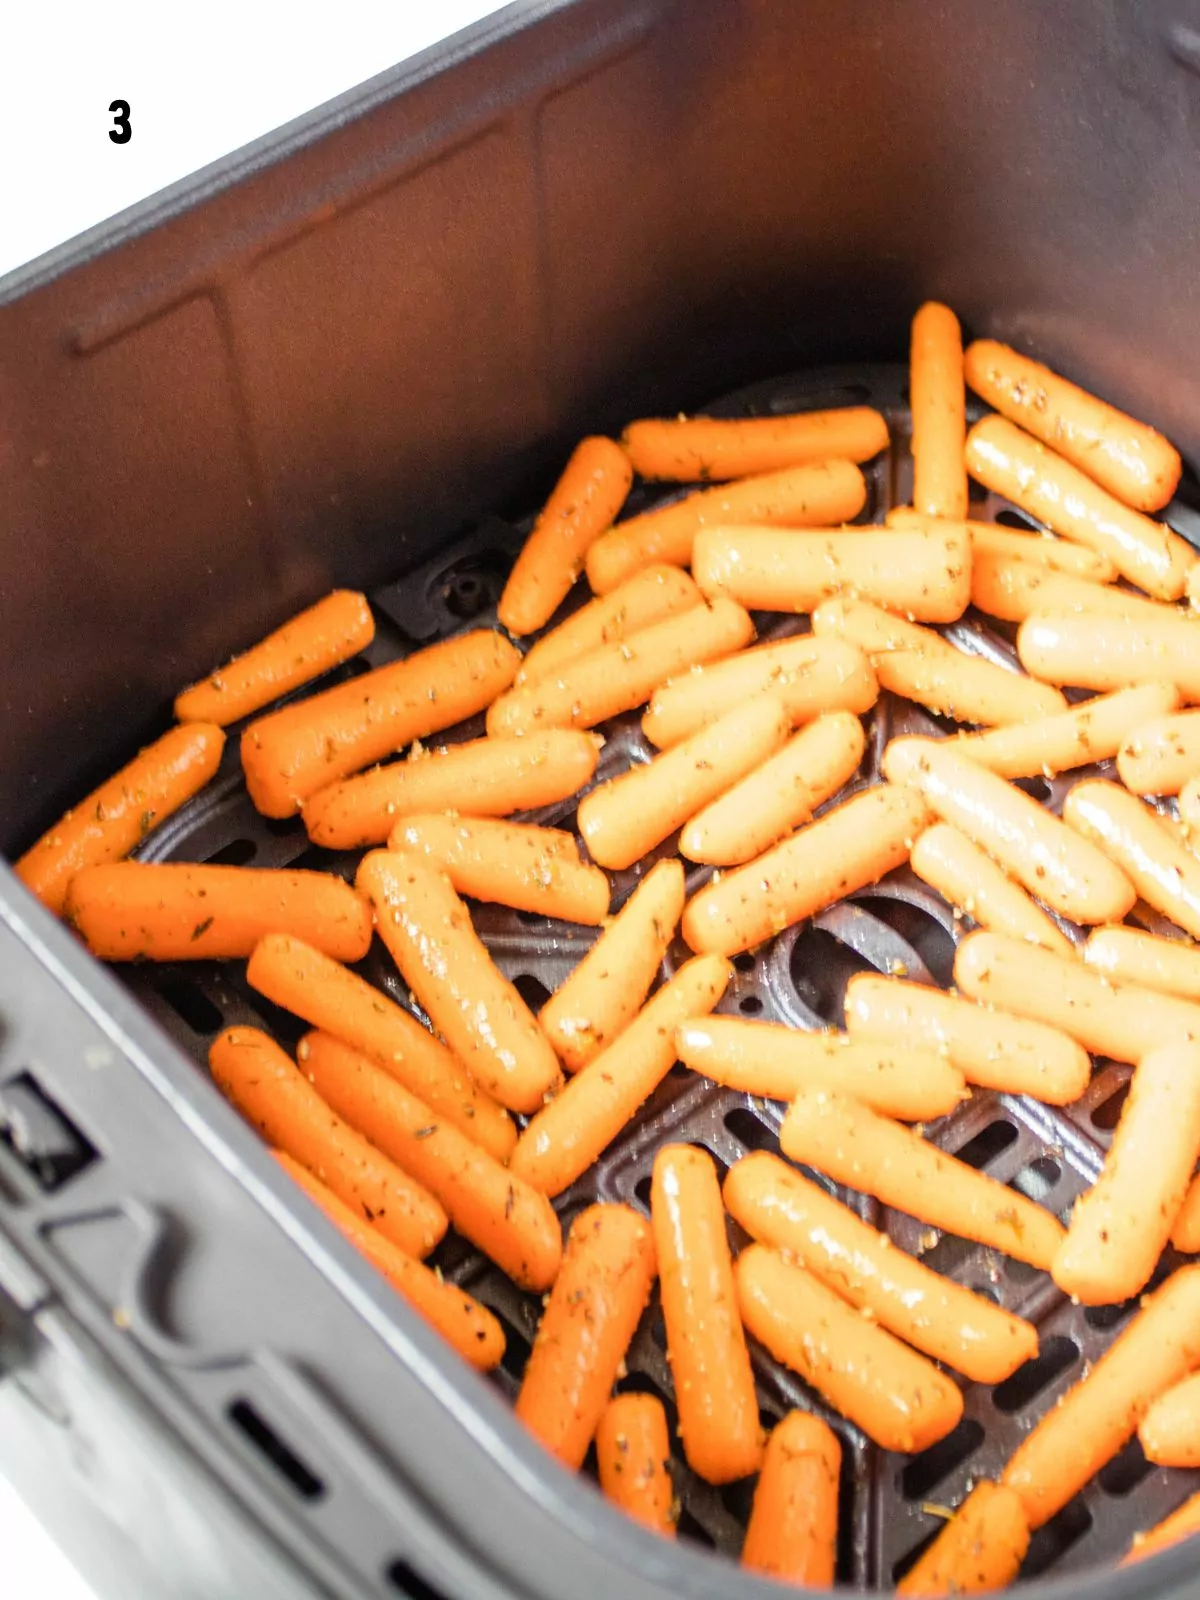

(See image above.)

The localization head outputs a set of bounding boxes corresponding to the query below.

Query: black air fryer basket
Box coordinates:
[4,4,1200,1598]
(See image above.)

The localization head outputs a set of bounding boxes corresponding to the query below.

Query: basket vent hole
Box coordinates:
[1099,1437,1154,1497]
[723,1107,778,1155]
[1022,1498,1093,1578]
[675,1508,716,1549]
[443,571,491,620]
[206,837,257,867]
[953,1120,1018,1171]
[634,1174,652,1211]
[499,1321,532,1381]
[739,994,764,1015]
[1091,1082,1130,1131]
[1010,1156,1062,1205]
[900,1419,985,1501]
[227,1399,324,1500]
[386,1558,453,1600]
[992,1336,1079,1414]
[732,953,756,974]
[155,977,224,1037]
[513,974,551,1011]
[0,1071,98,1191]
[994,508,1040,531]
[1084,1297,1139,1331]
[789,926,870,1025]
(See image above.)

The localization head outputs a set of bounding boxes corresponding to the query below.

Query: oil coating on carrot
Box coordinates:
[1118,708,1200,796]
[622,406,888,481]
[969,548,1175,626]
[887,506,1118,580]
[1018,610,1200,699]
[741,1411,841,1585]
[1084,926,1200,1005]
[910,302,968,519]
[908,822,1075,956]
[595,1394,676,1537]
[1139,1371,1200,1468]
[898,1482,1030,1597]
[1063,778,1200,939]
[516,566,701,687]
[950,682,1179,781]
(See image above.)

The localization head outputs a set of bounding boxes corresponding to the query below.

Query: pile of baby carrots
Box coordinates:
[16,299,1200,1590]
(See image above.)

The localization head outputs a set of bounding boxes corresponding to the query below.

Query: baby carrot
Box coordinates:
[950,683,1180,780]
[1084,926,1200,1005]
[298,1032,562,1292]
[652,1145,762,1484]
[741,1412,841,1585]
[909,822,1075,955]
[273,1152,504,1370]
[241,629,520,818]
[15,722,225,916]
[954,931,1200,1066]
[246,935,516,1160]
[724,1151,1037,1383]
[486,599,754,738]
[64,861,372,963]
[1017,611,1200,698]
[510,954,730,1196]
[516,566,700,687]
[1063,778,1200,938]
[884,736,1135,925]
[1118,709,1200,796]
[1052,1040,1200,1305]
[622,407,888,481]
[539,857,685,1072]
[1174,1178,1200,1253]
[970,549,1174,626]
[301,729,600,850]
[680,710,865,866]
[577,694,790,871]
[175,591,375,725]
[910,302,968,519]
[811,598,1067,726]
[887,507,1118,580]
[898,1482,1030,1598]
[1140,1372,1200,1467]
[780,1086,1065,1268]
[681,783,931,957]
[844,974,1091,1104]
[676,1017,967,1121]
[498,436,634,635]
[388,815,609,925]
[1123,1491,1200,1566]
[964,339,1183,513]
[209,1026,446,1258]
[642,634,877,749]
[735,1245,963,1453]
[692,523,971,624]
[595,1395,676,1537]
[515,1204,656,1469]
[358,851,562,1115]
[1002,1264,1200,1528]
[585,461,868,594]
[966,416,1194,599]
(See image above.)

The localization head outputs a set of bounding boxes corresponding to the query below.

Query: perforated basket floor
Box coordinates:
[125,364,1200,1588]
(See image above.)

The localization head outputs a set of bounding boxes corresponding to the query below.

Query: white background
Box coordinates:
[0,4,508,1595]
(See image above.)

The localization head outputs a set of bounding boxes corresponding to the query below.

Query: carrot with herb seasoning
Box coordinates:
[898,1482,1030,1597]
[909,823,1075,955]
[887,506,1118,580]
[1018,610,1200,698]
[949,683,1179,781]
[741,1412,841,1585]
[622,407,888,481]
[596,1394,676,1537]
[1063,778,1200,939]
[1118,708,1200,796]
[516,566,701,687]
[910,302,968,519]
[1139,1372,1200,1467]
[1084,926,1200,1005]
[969,548,1177,626]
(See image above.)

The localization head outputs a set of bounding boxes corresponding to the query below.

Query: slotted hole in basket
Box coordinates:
[1010,1156,1062,1205]
[953,1120,1019,1171]
[1084,1297,1140,1332]
[733,952,756,974]
[994,508,1040,531]
[153,977,225,1037]
[900,1419,985,1501]
[206,837,257,867]
[992,1336,1079,1415]
[789,926,871,1025]
[1022,1498,1093,1578]
[499,1320,532,1381]
[634,1174,652,1211]
[1012,776,1052,803]
[227,1398,324,1500]
[852,897,957,987]
[739,994,764,1015]
[1099,1437,1155,1497]
[513,974,552,1010]
[723,1107,778,1154]
[386,1558,454,1600]
[1091,1082,1130,1131]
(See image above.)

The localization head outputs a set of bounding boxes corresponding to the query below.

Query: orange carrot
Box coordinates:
[622,407,888,481]
[175,591,375,725]
[1183,776,1200,832]
[1139,1372,1200,1467]
[950,683,1179,780]
[1017,610,1200,698]
[596,1394,676,1538]
[498,437,634,635]
[241,629,520,818]
[970,548,1175,626]
[898,1483,1030,1597]
[652,1145,762,1484]
[910,302,968,519]
[741,1411,841,1585]
[909,822,1075,955]
[1085,926,1200,1005]
[515,1204,656,1469]
[1118,709,1200,797]
[15,722,225,915]
[1123,1491,1200,1566]
[358,851,562,1115]
[516,566,701,687]
[208,1026,446,1258]
[64,861,371,963]
[1174,1177,1200,1254]
[1063,778,1200,938]
[887,507,1118,580]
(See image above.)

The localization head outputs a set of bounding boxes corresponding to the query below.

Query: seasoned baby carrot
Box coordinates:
[15,722,225,916]
[539,858,684,1072]
[622,407,888,482]
[652,1145,762,1484]
[515,1204,656,1469]
[724,1152,1037,1383]
[1063,778,1200,939]
[1118,709,1200,796]
[1140,1372,1200,1467]
[585,460,868,594]
[954,931,1200,1066]
[951,683,1179,780]
[486,599,754,737]
[910,302,968,519]
[898,1482,1030,1597]
[1017,611,1200,698]
[388,815,609,925]
[642,634,877,749]
[1053,1040,1200,1305]
[887,507,1118,580]
[970,549,1174,626]
[596,1395,676,1537]
[780,1086,1066,1268]
[64,861,372,964]
[812,598,1067,726]
[1085,926,1200,1005]
[681,784,931,957]
[735,1245,963,1453]
[298,1032,562,1292]
[241,629,520,818]
[498,437,634,635]
[966,416,1194,599]
[680,710,865,866]
[246,935,516,1160]
[578,694,790,871]
[692,523,971,623]
[741,1411,841,1585]
[884,737,1135,925]
[964,339,1183,513]
[301,729,600,850]
[175,591,375,725]
[845,974,1091,1104]
[1002,1264,1200,1527]
[909,823,1075,955]
[1123,1491,1200,1566]
[358,851,562,1115]
[676,1017,967,1121]
[510,954,730,1197]
[209,1027,446,1258]
[273,1152,504,1370]
[516,566,701,687]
